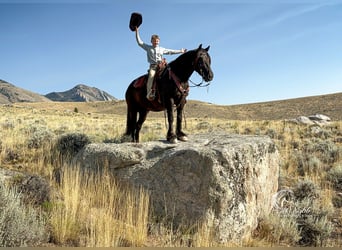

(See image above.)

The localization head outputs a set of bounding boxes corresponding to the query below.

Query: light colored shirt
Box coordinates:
[136,31,182,65]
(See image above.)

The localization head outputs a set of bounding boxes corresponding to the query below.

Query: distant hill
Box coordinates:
[45,84,117,102]
[216,92,342,120]
[0,79,51,104]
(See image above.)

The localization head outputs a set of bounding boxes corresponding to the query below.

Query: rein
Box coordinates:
[168,67,189,96]
[190,51,212,88]
[189,78,211,88]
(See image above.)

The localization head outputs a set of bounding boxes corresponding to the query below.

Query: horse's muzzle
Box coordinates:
[204,70,214,82]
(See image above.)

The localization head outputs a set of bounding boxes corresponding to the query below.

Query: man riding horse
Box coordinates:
[134,26,186,101]
[126,13,213,143]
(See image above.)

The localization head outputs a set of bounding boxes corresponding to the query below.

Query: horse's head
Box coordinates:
[193,44,214,82]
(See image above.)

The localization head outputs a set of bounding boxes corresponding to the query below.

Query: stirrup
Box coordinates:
[147,90,156,101]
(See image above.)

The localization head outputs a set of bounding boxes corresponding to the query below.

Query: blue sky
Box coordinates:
[1,0,341,105]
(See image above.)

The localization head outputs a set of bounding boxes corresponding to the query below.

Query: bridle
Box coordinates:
[189,78,210,88]
[190,51,212,88]
[166,49,212,95]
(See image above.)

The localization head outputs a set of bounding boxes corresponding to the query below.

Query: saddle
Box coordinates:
[133,75,148,89]
[133,60,168,94]
[156,58,167,78]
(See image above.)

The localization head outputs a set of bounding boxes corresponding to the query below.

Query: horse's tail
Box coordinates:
[124,83,137,137]
[125,108,136,136]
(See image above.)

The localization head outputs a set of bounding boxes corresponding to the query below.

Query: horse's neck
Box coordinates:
[169,55,194,82]
[170,63,194,82]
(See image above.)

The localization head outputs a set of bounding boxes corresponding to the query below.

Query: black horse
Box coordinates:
[125,44,213,143]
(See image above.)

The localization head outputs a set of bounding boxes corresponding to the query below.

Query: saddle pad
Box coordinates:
[133,75,146,88]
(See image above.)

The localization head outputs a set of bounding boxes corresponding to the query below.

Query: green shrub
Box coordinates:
[1,119,15,130]
[265,128,277,139]
[332,194,342,208]
[295,199,332,246]
[196,121,211,130]
[304,139,340,164]
[255,213,301,245]
[292,180,319,201]
[291,182,332,246]
[326,165,342,191]
[269,181,332,246]
[52,133,91,171]
[27,126,54,149]
[55,132,91,158]
[4,148,22,163]
[0,185,48,246]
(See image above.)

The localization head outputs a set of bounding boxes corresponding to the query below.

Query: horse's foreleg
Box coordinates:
[165,99,177,143]
[125,109,137,142]
[135,109,148,143]
[176,102,188,142]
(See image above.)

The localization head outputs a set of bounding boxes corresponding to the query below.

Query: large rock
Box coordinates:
[288,113,331,125]
[73,132,280,243]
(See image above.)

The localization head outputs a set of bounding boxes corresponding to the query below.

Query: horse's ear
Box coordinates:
[205,46,210,51]
[198,44,202,50]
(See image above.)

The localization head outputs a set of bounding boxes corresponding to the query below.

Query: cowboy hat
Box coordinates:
[129,12,142,31]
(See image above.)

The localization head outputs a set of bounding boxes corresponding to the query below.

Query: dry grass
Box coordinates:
[16,91,342,120]
[0,101,341,246]
[50,166,149,247]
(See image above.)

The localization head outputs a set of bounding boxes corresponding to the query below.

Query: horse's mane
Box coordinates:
[167,49,197,82]
[169,49,197,67]
[165,46,211,82]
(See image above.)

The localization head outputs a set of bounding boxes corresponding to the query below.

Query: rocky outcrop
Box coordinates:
[73,132,280,243]
[288,114,331,125]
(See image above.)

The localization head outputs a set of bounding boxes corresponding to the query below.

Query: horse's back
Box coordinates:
[125,74,148,106]
[126,74,146,97]
[127,74,147,89]
[126,73,166,112]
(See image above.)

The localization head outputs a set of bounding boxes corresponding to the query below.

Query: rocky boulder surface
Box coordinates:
[288,114,331,125]
[73,132,280,243]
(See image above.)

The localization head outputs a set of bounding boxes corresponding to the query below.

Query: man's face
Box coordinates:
[152,38,160,47]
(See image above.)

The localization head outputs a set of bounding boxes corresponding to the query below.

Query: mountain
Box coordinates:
[45,84,117,102]
[0,79,51,104]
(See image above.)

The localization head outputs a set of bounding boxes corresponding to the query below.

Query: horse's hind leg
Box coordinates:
[135,109,148,143]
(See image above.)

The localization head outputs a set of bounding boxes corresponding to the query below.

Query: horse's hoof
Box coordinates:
[178,135,188,142]
[169,137,178,144]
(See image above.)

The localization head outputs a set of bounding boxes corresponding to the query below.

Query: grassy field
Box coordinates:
[17,92,342,120]
[0,94,341,246]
